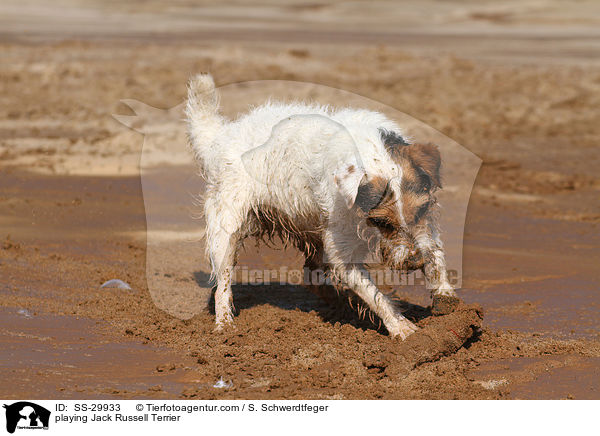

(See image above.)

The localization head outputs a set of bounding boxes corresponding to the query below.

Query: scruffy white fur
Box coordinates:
[186,74,455,339]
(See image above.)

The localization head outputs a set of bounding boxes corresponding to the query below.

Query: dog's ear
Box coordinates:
[407,143,442,189]
[380,128,410,156]
[334,164,368,208]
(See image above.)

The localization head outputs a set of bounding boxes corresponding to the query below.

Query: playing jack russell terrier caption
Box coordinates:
[185,74,456,339]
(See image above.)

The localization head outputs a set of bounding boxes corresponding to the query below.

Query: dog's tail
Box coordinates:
[185,73,223,174]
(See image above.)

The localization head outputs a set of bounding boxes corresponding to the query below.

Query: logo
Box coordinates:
[3,402,50,434]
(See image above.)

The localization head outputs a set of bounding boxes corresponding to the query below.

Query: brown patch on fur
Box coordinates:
[386,142,441,226]
[381,132,442,192]
[355,176,404,235]
[400,160,437,226]
[380,135,441,226]
[367,201,403,235]
[355,176,390,213]
[380,129,410,155]
[402,191,430,226]
[406,143,442,190]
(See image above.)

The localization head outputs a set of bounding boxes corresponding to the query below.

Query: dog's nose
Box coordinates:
[402,246,425,271]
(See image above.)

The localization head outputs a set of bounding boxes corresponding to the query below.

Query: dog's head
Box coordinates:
[336,129,442,270]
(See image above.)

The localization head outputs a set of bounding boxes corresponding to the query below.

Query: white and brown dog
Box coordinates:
[185,74,456,339]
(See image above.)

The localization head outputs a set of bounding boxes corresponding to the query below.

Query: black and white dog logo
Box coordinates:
[3,402,50,434]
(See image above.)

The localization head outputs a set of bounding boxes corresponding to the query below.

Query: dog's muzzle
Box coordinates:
[401,248,425,271]
[379,239,424,272]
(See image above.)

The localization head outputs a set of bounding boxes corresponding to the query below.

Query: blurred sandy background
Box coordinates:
[2,0,599,218]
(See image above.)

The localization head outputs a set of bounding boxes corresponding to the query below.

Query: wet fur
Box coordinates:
[186,73,456,339]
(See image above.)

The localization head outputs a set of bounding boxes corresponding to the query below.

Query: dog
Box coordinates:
[185,73,456,339]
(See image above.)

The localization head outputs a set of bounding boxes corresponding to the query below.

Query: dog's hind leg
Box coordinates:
[212,242,237,330]
[205,197,243,330]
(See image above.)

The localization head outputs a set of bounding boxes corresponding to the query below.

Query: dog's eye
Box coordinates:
[367,217,395,232]
[419,174,431,193]
[414,202,430,222]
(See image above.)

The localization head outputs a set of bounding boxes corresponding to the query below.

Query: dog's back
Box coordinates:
[185,73,400,186]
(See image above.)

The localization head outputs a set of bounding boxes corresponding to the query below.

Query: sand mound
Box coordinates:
[378,303,483,378]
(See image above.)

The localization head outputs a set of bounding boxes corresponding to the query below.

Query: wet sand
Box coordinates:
[1,168,599,399]
[1,0,599,399]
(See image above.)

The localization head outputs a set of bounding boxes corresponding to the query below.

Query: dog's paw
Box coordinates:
[390,318,419,340]
[433,282,457,297]
[214,322,236,333]
[214,313,235,332]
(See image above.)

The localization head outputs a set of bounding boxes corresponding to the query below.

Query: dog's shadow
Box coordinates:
[195,271,431,334]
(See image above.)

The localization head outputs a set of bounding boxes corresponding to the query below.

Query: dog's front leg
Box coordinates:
[339,265,418,339]
[417,236,456,298]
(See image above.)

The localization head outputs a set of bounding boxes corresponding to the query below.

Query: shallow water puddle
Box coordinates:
[0,307,198,399]
[467,355,600,399]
